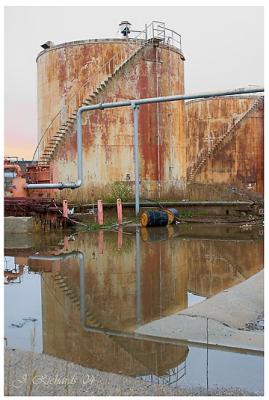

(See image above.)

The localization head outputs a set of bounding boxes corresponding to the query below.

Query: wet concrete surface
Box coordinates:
[4,223,264,395]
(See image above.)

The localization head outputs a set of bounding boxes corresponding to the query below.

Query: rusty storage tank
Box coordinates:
[185,95,264,200]
[36,22,186,202]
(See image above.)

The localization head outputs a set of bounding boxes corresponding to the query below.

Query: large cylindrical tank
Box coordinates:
[36,37,186,202]
[185,95,264,199]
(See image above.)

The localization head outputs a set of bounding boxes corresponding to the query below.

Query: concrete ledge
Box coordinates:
[136,314,263,352]
[136,271,264,352]
[5,217,33,234]
[180,270,264,329]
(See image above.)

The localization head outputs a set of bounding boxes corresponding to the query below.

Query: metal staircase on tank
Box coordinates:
[187,96,264,183]
[53,272,104,328]
[36,44,146,166]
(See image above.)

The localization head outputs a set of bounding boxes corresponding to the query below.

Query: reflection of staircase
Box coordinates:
[187,96,263,183]
[38,45,145,166]
[53,272,103,328]
[53,271,187,381]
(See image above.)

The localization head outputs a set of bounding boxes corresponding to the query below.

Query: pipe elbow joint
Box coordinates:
[71,179,82,189]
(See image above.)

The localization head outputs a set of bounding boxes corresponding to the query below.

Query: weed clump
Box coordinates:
[104,182,132,203]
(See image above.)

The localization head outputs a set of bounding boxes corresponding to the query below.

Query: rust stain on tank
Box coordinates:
[186,96,264,196]
[37,38,186,202]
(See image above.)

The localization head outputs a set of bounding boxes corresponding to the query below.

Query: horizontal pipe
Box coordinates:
[26,180,82,190]
[26,86,264,191]
[68,200,256,208]
[77,86,263,212]
[78,87,264,113]
[82,324,263,356]
[28,251,84,261]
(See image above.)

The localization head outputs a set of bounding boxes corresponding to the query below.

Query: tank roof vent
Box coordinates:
[119,21,131,37]
[40,41,54,50]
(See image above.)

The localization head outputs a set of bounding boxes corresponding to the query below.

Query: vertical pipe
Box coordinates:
[145,24,147,42]
[117,198,123,225]
[117,226,123,250]
[155,48,161,199]
[98,230,104,254]
[76,109,83,187]
[63,200,68,218]
[135,227,141,324]
[97,200,103,225]
[206,317,209,393]
[63,236,69,251]
[79,254,85,325]
[133,104,140,216]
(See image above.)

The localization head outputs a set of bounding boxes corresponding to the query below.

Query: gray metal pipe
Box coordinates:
[78,86,264,113]
[28,251,84,262]
[133,104,140,215]
[77,86,263,214]
[135,227,142,324]
[26,86,263,191]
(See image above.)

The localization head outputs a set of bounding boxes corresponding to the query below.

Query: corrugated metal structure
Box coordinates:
[35,22,186,202]
[186,95,264,200]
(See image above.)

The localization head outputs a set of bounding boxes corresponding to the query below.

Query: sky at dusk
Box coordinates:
[4,5,264,160]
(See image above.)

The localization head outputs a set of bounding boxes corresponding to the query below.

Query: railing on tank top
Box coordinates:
[145,21,182,51]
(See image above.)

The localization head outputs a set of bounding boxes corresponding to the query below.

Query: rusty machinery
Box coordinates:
[4,159,69,227]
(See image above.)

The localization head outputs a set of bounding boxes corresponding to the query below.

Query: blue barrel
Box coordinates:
[165,208,180,224]
[140,210,169,227]
[141,226,174,242]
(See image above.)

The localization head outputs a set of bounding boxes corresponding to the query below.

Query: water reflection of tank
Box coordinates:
[51,230,189,329]
[38,229,263,376]
[186,239,263,297]
[41,271,188,377]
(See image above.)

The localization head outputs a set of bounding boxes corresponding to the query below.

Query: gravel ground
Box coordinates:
[245,313,264,331]
[4,349,260,396]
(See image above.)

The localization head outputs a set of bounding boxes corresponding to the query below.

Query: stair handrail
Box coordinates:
[187,96,263,181]
[33,21,183,162]
[32,43,144,163]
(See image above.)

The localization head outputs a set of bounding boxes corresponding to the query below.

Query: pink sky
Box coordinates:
[4,6,264,160]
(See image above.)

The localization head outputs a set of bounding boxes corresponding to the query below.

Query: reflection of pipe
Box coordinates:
[42,248,263,356]
[136,227,141,324]
[28,251,84,262]
[4,163,22,177]
[27,244,263,356]
[82,321,263,357]
[117,226,123,250]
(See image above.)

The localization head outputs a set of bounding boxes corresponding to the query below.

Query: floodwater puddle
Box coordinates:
[4,224,264,394]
